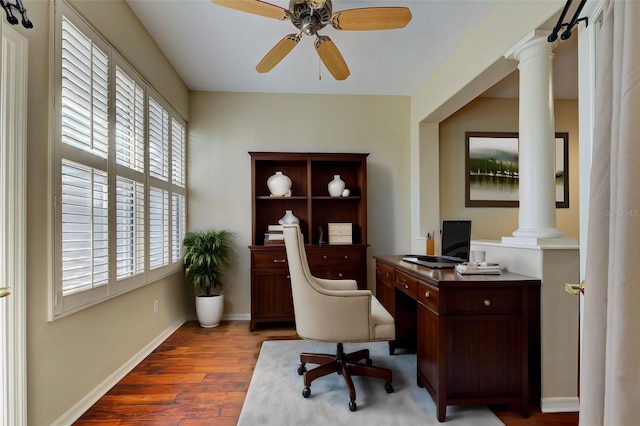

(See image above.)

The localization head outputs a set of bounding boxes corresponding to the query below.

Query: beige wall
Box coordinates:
[20,1,190,424]
[439,97,580,240]
[188,92,411,315]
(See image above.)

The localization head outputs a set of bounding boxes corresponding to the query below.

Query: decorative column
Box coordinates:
[505,30,563,239]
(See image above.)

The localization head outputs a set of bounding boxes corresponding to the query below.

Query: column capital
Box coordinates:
[504,29,557,61]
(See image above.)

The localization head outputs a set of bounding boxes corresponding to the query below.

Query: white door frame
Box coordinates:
[0,23,28,425]
[577,0,604,380]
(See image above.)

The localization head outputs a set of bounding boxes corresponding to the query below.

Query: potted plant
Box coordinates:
[183,229,234,328]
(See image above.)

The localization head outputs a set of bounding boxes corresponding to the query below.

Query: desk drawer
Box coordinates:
[417,281,439,312]
[252,250,288,269]
[307,248,364,266]
[394,270,417,298]
[446,288,521,315]
[376,263,395,286]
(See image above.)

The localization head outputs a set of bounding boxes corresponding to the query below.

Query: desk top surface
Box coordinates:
[375,255,540,287]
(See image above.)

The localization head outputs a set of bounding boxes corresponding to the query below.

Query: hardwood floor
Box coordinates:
[75,320,578,425]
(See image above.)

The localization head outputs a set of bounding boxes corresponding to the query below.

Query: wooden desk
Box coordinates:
[374,255,541,422]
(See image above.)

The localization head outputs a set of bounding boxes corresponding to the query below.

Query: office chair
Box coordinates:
[282,224,395,411]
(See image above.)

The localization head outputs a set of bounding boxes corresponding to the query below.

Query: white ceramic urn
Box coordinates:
[328,174,345,197]
[278,210,300,225]
[267,171,292,197]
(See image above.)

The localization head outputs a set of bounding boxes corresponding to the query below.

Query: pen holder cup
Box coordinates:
[426,239,435,256]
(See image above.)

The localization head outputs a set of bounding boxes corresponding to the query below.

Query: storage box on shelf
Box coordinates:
[249,152,369,331]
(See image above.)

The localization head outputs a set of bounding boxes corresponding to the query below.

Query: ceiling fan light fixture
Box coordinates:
[212,0,411,81]
[300,16,319,35]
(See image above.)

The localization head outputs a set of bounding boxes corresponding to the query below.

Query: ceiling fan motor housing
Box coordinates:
[290,0,332,36]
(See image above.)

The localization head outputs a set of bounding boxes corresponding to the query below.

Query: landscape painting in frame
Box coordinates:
[465,132,568,208]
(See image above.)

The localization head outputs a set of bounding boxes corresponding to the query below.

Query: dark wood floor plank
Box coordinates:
[75,320,578,425]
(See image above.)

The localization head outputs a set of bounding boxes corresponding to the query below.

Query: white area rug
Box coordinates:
[238,340,504,426]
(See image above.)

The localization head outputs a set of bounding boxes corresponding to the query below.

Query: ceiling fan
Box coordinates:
[211,0,412,80]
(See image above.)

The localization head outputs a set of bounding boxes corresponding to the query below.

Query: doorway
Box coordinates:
[1,23,28,425]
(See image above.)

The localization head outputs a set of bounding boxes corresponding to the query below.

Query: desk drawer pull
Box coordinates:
[397,279,408,289]
[484,299,491,307]
[425,291,431,298]
[273,259,286,263]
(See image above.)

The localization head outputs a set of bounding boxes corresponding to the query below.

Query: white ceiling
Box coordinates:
[125,0,577,98]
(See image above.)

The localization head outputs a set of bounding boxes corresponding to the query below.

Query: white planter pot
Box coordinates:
[195,294,224,328]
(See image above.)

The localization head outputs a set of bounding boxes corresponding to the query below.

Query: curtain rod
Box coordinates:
[548,0,588,42]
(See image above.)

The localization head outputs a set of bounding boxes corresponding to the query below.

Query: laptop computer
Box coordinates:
[402,220,472,269]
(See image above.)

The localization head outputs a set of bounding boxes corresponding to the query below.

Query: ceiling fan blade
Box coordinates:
[211,0,289,20]
[256,34,301,73]
[331,7,412,31]
[314,35,349,81]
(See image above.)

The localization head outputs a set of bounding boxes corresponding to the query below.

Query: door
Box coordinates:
[0,23,28,425]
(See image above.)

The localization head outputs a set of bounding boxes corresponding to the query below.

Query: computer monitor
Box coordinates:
[440,220,472,262]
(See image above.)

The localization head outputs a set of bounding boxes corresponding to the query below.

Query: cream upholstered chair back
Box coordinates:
[282,224,377,342]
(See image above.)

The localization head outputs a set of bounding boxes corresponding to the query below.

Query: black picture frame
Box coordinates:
[465,132,569,208]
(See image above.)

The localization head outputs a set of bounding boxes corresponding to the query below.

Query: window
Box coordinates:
[53,4,187,317]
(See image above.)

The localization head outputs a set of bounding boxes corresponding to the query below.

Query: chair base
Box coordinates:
[297,342,394,411]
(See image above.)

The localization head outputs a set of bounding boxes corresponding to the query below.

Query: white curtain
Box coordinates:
[579,1,640,425]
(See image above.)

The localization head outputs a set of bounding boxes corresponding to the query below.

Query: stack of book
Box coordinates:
[455,262,502,275]
[264,225,284,245]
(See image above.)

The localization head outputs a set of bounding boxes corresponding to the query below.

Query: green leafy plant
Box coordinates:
[183,230,234,296]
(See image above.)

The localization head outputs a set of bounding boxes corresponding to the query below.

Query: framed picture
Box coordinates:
[465,132,569,208]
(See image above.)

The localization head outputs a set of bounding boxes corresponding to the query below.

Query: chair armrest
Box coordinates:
[314,277,358,291]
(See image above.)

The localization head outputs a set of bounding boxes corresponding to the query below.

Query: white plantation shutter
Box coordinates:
[61,17,109,158]
[148,98,169,181]
[149,187,169,269]
[61,160,109,294]
[171,119,186,263]
[115,66,145,172]
[116,177,145,279]
[54,4,187,317]
[171,118,185,187]
[171,193,185,262]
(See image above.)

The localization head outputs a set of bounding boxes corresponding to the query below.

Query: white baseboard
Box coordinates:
[51,317,187,426]
[222,313,251,321]
[541,396,580,413]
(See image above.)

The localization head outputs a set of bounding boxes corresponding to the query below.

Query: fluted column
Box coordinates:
[505,30,563,239]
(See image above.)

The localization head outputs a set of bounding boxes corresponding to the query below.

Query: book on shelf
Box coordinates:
[264,224,285,245]
[265,233,284,240]
[455,263,501,275]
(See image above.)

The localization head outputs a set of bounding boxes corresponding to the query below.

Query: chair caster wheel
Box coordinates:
[302,387,311,398]
[385,382,394,393]
[349,401,357,411]
[297,363,306,375]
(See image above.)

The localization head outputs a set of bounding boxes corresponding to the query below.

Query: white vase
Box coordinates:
[328,174,345,197]
[267,171,292,197]
[195,294,224,328]
[278,209,300,225]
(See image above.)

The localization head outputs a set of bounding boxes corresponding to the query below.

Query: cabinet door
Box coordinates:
[251,270,294,321]
[446,316,522,398]
[417,302,440,395]
[375,262,395,314]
